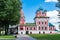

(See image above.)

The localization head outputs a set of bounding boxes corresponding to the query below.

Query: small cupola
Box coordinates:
[36,7,47,17]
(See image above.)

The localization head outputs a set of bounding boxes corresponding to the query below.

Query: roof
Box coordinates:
[36,8,43,12]
[58,22,60,23]
[54,29,58,31]
[49,23,54,27]
[23,23,36,26]
[36,8,43,13]
[36,7,47,13]
[20,23,55,27]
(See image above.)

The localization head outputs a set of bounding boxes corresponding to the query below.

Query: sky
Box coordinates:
[20,0,59,30]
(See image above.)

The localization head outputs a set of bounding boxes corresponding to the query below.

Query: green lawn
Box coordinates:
[28,34,60,40]
[0,35,15,38]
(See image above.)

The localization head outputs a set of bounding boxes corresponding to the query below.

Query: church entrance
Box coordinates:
[26,31,29,34]
[43,32,45,34]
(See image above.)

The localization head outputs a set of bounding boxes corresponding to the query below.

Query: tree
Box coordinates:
[56,0,60,17]
[0,0,22,35]
[58,0,60,2]
[56,0,60,31]
[0,0,6,35]
[56,0,60,8]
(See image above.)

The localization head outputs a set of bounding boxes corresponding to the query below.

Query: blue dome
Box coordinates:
[36,7,43,13]
[36,7,47,14]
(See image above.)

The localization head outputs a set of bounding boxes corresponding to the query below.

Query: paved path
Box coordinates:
[16,35,36,40]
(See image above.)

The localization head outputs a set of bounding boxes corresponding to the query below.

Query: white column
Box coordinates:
[23,26,25,31]
[37,26,38,30]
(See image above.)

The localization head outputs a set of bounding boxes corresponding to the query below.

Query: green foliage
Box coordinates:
[0,0,6,27]
[58,0,60,2]
[0,0,22,35]
[4,0,22,25]
[56,2,60,8]
[0,35,15,38]
[28,34,60,40]
[0,0,22,25]
[56,0,60,8]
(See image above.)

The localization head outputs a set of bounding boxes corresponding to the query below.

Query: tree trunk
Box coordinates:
[0,29,1,35]
[5,24,9,35]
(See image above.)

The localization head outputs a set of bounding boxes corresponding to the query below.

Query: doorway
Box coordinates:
[43,32,45,34]
[26,31,29,34]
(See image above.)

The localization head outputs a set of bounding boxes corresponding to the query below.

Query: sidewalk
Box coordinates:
[16,34,36,40]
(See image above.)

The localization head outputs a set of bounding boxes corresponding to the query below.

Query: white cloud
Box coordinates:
[46,10,59,30]
[45,0,58,2]
[47,10,58,19]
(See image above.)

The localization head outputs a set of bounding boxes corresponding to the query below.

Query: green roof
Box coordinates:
[49,23,54,27]
[24,23,36,26]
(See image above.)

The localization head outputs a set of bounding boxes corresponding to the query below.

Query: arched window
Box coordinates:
[43,32,45,34]
[20,27,23,30]
[42,27,43,30]
[39,32,41,34]
[45,27,47,30]
[42,22,43,24]
[34,27,35,30]
[27,27,28,30]
[30,32,32,34]
[51,27,52,30]
[45,22,47,24]
[39,22,40,24]
[39,27,40,30]
[50,32,52,33]
[21,32,23,34]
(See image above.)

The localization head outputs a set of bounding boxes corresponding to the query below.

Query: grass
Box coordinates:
[0,35,15,38]
[28,34,60,40]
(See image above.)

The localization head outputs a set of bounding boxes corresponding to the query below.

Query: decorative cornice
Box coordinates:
[34,16,49,19]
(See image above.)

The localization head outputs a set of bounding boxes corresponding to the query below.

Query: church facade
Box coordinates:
[18,8,56,34]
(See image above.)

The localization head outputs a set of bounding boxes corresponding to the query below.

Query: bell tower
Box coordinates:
[20,10,25,25]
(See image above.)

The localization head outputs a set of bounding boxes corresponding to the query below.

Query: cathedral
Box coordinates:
[18,8,57,34]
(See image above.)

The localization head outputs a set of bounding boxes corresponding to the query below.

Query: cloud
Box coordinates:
[45,0,58,2]
[47,10,58,18]
[46,10,59,30]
